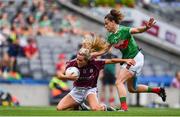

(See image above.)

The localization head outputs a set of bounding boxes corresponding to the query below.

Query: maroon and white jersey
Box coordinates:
[66,59,105,88]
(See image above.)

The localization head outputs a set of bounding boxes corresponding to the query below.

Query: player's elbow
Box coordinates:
[115,78,124,86]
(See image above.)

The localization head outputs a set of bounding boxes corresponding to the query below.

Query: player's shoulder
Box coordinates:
[66,59,77,66]
[92,59,105,69]
[119,25,131,31]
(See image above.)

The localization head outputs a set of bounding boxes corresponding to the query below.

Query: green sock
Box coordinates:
[147,87,160,93]
[120,97,126,102]
[147,87,152,92]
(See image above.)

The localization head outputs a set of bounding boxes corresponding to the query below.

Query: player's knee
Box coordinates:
[115,79,123,86]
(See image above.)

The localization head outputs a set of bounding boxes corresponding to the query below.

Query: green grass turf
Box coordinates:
[0,106,180,116]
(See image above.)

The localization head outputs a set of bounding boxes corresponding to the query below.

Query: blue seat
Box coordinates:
[138,75,173,87]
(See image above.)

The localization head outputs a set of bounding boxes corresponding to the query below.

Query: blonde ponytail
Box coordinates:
[82,35,109,53]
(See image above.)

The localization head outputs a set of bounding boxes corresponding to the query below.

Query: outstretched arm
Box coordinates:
[90,44,112,58]
[130,18,156,34]
[105,58,136,66]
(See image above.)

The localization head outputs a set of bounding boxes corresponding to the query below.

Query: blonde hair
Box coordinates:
[78,48,90,61]
[82,35,109,53]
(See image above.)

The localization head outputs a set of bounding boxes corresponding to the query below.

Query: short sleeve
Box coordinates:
[94,59,105,70]
[120,26,131,39]
[106,26,131,44]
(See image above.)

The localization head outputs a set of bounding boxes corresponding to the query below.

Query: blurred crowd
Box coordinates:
[71,0,135,19]
[0,0,91,80]
[0,0,88,38]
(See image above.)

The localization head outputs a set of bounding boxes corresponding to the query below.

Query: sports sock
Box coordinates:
[147,87,161,93]
[120,97,128,111]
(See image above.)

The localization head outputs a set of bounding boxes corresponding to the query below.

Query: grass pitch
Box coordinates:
[0,106,180,116]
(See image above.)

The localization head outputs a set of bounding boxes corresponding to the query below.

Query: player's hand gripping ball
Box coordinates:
[65,67,80,78]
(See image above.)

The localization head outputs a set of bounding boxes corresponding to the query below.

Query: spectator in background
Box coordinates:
[30,0,38,13]
[0,31,7,46]
[7,38,24,71]
[68,15,82,35]
[35,1,45,21]
[49,53,70,105]
[56,54,67,75]
[100,50,118,106]
[59,16,72,35]
[38,13,54,36]
[0,2,6,14]
[51,6,63,21]
[18,0,30,16]
[4,0,16,18]
[0,13,10,28]
[9,26,17,43]
[171,71,180,89]
[49,76,70,105]
[0,53,11,78]
[39,13,51,28]
[14,26,24,37]
[0,52,21,80]
[22,26,32,37]
[0,89,20,106]
[50,6,63,32]
[12,11,26,27]
[23,38,38,59]
[26,15,36,27]
[26,15,38,36]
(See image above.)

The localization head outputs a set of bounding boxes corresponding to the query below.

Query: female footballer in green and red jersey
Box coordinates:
[91,9,166,111]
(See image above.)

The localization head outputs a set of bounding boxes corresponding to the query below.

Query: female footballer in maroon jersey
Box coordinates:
[56,48,135,111]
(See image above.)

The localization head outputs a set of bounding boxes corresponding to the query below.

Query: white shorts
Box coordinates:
[122,51,144,76]
[69,87,97,104]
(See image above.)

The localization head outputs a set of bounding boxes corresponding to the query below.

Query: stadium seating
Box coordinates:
[0,0,179,87]
[14,35,82,79]
[137,0,180,27]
